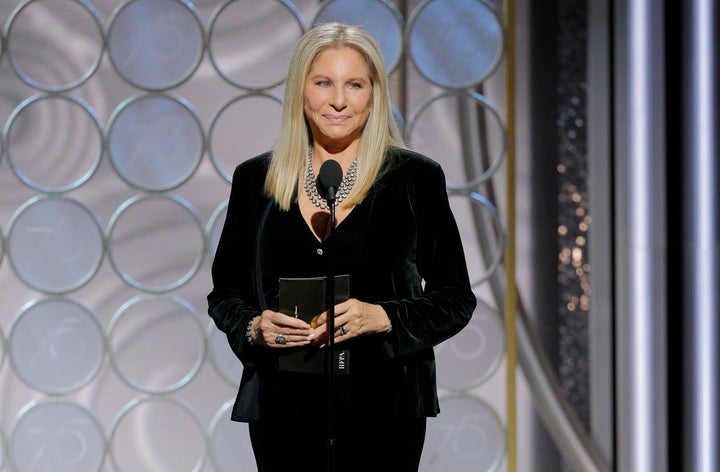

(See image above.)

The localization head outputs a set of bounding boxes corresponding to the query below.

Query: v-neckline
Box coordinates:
[295,203,357,243]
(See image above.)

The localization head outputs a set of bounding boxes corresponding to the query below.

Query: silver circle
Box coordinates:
[207,0,304,90]
[406,90,507,190]
[435,296,505,390]
[106,194,205,292]
[4,94,103,193]
[206,199,228,259]
[207,322,241,388]
[207,92,283,183]
[0,221,5,270]
[106,93,204,192]
[450,193,505,285]
[109,397,207,472]
[311,0,404,74]
[4,0,104,92]
[0,425,5,470]
[275,333,287,345]
[8,297,105,395]
[8,399,106,472]
[406,0,504,89]
[6,195,105,294]
[107,294,206,394]
[106,0,204,91]
[421,393,506,472]
[0,323,6,377]
[208,399,256,471]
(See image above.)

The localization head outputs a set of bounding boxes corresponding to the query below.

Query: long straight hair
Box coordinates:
[265,22,405,210]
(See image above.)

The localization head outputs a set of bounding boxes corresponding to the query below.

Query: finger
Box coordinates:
[310,314,324,329]
[271,332,310,347]
[260,317,311,336]
[272,312,312,329]
[274,325,313,337]
[308,323,330,343]
[273,332,289,346]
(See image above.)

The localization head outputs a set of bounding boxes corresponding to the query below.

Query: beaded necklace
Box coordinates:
[303,148,358,210]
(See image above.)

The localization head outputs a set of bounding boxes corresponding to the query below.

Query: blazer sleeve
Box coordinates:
[207,157,269,364]
[377,154,477,358]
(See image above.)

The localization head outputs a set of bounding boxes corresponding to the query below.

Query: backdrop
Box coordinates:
[0,0,510,470]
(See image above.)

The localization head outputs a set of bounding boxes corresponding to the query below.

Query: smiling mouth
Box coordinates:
[324,115,348,122]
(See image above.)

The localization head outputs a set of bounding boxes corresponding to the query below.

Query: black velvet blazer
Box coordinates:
[207,147,476,422]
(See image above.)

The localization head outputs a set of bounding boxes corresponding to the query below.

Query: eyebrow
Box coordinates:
[308,74,369,83]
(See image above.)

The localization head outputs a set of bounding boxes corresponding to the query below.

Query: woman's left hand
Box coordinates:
[308,298,391,345]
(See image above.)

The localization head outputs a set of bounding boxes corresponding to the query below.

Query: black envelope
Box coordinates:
[277,274,350,374]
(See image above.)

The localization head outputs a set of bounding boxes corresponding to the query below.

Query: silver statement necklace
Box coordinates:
[303,148,358,210]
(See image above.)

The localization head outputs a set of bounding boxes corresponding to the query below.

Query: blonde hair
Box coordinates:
[265,22,406,210]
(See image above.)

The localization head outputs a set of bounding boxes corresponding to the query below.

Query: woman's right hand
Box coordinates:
[250,310,313,348]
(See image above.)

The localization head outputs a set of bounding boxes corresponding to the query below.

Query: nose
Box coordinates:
[330,87,347,110]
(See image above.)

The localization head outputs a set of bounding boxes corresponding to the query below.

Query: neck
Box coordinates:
[311,140,360,165]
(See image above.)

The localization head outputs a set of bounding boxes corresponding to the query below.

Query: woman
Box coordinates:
[208,22,476,471]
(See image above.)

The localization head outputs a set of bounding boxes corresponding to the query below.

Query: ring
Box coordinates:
[275,333,287,345]
[339,326,347,335]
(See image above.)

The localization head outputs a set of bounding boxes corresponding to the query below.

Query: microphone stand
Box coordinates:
[316,159,342,471]
[326,190,337,472]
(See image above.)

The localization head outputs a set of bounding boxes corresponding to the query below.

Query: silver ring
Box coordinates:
[339,326,347,335]
[275,333,287,345]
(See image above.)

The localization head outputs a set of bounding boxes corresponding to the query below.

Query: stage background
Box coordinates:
[0,0,520,470]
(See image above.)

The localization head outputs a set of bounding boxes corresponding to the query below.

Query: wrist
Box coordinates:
[245,316,258,345]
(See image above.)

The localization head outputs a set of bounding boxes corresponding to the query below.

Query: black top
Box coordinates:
[207,146,476,422]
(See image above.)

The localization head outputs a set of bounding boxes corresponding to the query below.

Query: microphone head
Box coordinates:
[317,159,343,200]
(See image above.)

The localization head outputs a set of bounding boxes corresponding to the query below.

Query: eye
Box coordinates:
[348,82,361,89]
[317,80,331,87]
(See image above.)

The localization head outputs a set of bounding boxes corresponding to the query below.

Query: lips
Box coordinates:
[324,114,349,122]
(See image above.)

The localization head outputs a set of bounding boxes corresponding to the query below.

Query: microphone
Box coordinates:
[317,159,343,204]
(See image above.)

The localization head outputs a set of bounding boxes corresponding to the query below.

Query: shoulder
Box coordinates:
[226,153,274,216]
[382,147,445,184]
[233,152,272,175]
[231,152,272,186]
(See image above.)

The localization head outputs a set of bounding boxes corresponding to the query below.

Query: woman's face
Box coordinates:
[303,46,372,150]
